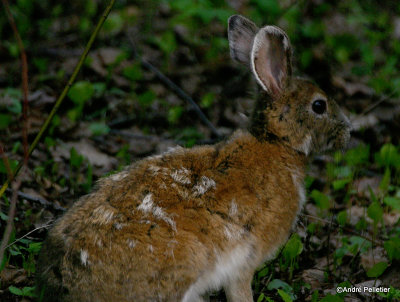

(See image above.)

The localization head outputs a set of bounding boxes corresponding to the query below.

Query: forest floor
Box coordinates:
[1,0,400,301]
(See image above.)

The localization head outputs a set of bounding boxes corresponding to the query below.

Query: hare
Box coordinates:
[36,15,351,302]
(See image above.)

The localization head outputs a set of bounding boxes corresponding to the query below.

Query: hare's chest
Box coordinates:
[291,170,306,211]
[181,244,253,302]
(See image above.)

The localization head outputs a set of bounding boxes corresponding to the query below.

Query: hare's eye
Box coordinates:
[312,100,326,114]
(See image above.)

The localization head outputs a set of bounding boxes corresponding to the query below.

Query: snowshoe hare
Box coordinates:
[37,15,351,302]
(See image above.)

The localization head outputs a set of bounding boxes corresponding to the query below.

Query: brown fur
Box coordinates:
[36,15,351,302]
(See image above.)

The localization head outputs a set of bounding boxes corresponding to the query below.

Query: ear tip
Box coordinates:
[228,15,244,30]
[256,25,291,50]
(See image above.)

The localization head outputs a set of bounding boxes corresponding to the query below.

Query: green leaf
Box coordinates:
[257,293,265,302]
[123,63,142,82]
[0,159,18,175]
[310,190,330,210]
[337,281,352,298]
[103,12,124,34]
[138,91,156,107]
[70,148,84,168]
[89,122,110,136]
[379,168,391,192]
[320,294,343,302]
[277,289,293,302]
[282,234,303,261]
[0,114,12,129]
[168,106,184,124]
[200,92,215,108]
[257,266,269,278]
[156,31,177,55]
[344,145,370,166]
[366,261,388,277]
[332,178,351,191]
[93,82,107,97]
[267,279,292,293]
[349,236,371,254]
[68,81,94,105]
[367,202,383,223]
[9,286,23,296]
[383,196,400,211]
[337,210,347,226]
[375,144,400,168]
[384,237,400,260]
[21,286,36,298]
[27,242,42,254]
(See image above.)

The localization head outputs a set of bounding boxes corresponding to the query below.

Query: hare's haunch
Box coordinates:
[37,15,351,302]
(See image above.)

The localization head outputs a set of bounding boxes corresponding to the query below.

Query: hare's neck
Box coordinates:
[223,130,307,168]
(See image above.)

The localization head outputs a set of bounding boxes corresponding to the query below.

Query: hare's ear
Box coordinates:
[251,26,292,98]
[228,15,259,66]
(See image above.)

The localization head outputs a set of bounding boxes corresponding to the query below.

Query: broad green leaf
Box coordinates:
[0,159,18,175]
[103,12,124,34]
[384,237,400,260]
[379,168,391,192]
[89,122,110,136]
[168,106,184,124]
[257,293,265,302]
[123,63,142,82]
[282,234,303,260]
[70,148,84,168]
[337,210,347,226]
[68,81,94,105]
[257,266,269,278]
[0,114,12,129]
[310,190,330,210]
[383,196,400,211]
[320,294,343,302]
[366,261,388,278]
[138,91,156,107]
[375,144,400,168]
[344,144,370,166]
[277,289,293,302]
[332,178,351,191]
[367,202,383,223]
[9,286,23,296]
[267,279,292,293]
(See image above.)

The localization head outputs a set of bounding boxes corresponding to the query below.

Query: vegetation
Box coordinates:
[1,0,400,301]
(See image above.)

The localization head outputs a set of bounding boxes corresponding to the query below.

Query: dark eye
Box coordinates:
[312,99,326,114]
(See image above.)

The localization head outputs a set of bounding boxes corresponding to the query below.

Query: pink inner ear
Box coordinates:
[251,29,289,97]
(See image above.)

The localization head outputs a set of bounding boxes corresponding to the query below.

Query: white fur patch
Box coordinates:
[109,171,128,181]
[223,223,244,241]
[92,205,115,225]
[127,239,137,249]
[192,176,216,197]
[148,165,161,175]
[228,199,238,217]
[291,170,306,209]
[170,167,191,185]
[181,244,252,302]
[80,249,89,266]
[94,235,103,247]
[137,193,176,231]
[298,134,312,156]
[113,222,124,230]
[138,193,154,213]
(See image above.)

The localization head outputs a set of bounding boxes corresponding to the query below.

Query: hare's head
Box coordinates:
[228,15,351,155]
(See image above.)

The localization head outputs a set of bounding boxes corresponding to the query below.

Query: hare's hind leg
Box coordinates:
[224,273,253,302]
